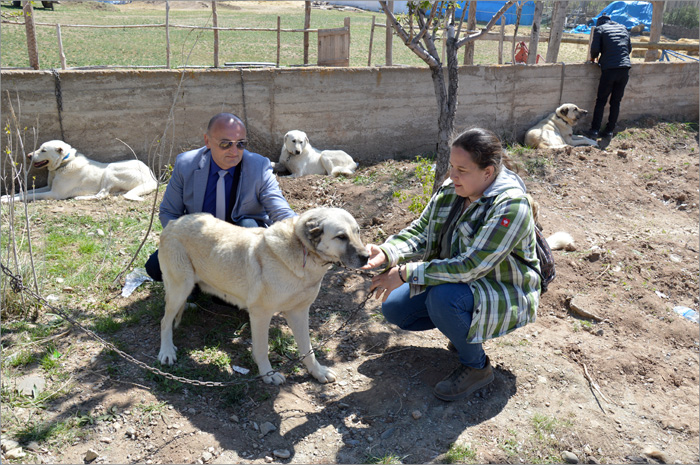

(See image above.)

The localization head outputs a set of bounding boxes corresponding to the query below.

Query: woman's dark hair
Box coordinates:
[451,127,518,173]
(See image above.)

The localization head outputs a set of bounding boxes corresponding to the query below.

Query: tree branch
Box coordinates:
[455,0,516,48]
[378,1,438,68]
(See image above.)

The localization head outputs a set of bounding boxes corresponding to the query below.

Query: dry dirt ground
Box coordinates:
[1,118,699,465]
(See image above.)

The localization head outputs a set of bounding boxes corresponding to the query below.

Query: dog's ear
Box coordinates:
[304,136,309,145]
[303,216,324,247]
[560,106,569,116]
[56,146,64,154]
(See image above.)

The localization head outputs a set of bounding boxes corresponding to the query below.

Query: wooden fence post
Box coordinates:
[368,15,375,66]
[166,1,171,68]
[23,1,40,70]
[527,1,543,64]
[463,1,476,65]
[277,16,281,67]
[545,0,568,63]
[56,24,66,70]
[304,1,310,65]
[385,0,393,65]
[498,15,505,64]
[645,1,664,62]
[212,1,219,68]
[510,2,523,64]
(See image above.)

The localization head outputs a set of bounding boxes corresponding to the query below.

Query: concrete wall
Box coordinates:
[1,62,697,179]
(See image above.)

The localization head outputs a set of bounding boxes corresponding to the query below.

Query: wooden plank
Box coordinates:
[317,17,350,67]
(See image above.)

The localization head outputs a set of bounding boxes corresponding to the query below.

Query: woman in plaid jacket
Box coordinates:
[363,127,540,401]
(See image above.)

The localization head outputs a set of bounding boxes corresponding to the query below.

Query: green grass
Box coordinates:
[393,155,435,214]
[366,452,404,464]
[444,442,478,463]
[0,2,598,70]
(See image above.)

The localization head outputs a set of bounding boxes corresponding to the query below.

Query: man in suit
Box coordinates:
[145,113,296,281]
[587,14,632,139]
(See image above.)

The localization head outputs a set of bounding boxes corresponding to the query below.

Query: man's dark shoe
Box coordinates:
[600,130,613,138]
[433,356,495,401]
[447,341,457,353]
[585,129,600,139]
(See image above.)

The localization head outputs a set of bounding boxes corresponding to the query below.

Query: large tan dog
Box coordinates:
[275,130,358,177]
[1,140,157,202]
[524,104,598,149]
[157,207,369,385]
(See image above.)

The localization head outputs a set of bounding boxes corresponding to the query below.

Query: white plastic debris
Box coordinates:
[232,365,250,375]
[121,268,153,298]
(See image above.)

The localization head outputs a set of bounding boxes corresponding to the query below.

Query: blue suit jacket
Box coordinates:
[159,146,296,228]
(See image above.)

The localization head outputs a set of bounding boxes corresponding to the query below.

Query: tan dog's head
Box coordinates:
[283,130,309,156]
[297,207,369,269]
[27,140,76,171]
[556,104,588,127]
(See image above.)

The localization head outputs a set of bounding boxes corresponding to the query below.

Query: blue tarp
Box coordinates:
[567,1,653,34]
[446,1,537,26]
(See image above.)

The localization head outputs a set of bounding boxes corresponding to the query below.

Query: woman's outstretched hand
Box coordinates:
[362,244,387,270]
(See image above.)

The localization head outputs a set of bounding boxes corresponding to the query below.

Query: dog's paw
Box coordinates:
[311,365,337,384]
[158,346,178,365]
[262,371,286,385]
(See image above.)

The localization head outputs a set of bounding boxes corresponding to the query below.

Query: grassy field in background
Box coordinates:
[0,1,594,69]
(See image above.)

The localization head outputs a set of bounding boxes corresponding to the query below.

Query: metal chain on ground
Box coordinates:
[51,69,65,141]
[0,262,374,388]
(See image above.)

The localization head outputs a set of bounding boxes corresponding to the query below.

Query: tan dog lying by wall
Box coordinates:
[524,104,598,150]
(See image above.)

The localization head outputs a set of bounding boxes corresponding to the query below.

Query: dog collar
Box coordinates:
[62,153,70,161]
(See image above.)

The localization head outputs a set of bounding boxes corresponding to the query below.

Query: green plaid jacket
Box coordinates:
[380,168,540,343]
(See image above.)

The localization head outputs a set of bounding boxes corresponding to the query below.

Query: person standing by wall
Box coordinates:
[587,15,632,139]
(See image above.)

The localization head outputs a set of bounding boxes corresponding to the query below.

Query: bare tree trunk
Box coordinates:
[546,0,568,63]
[527,1,543,64]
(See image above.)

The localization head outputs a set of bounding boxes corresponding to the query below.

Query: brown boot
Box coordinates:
[433,356,494,401]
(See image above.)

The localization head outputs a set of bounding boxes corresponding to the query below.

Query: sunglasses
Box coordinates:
[211,137,248,151]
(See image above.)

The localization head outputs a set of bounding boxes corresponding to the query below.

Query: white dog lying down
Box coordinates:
[1,140,157,202]
[524,103,598,149]
[274,130,358,177]
[157,207,369,385]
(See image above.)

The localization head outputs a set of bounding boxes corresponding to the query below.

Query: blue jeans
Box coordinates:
[382,282,487,369]
[145,216,266,281]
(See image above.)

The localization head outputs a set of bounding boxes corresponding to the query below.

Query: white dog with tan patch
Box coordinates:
[157,207,369,385]
[1,140,157,202]
[275,130,358,177]
[524,103,598,149]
